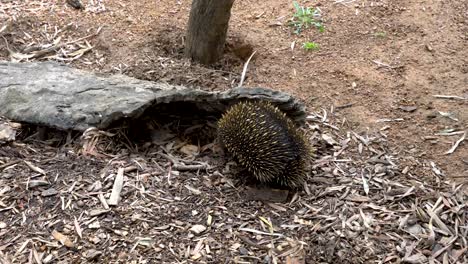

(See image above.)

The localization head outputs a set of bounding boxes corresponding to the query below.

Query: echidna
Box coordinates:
[217,100,311,189]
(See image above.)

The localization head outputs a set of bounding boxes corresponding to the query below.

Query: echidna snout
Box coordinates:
[217,101,311,189]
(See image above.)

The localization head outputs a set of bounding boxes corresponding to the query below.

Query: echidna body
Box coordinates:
[217,101,311,189]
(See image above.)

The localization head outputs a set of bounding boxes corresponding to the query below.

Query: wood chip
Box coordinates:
[51,230,74,248]
[107,168,125,206]
[74,217,82,239]
[189,225,207,235]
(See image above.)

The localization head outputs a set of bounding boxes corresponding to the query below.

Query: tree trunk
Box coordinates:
[184,0,235,65]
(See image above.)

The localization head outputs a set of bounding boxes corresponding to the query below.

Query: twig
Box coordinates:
[435,131,465,136]
[445,132,466,155]
[172,164,207,171]
[238,50,257,87]
[335,103,354,110]
[433,95,468,101]
[376,118,405,123]
[0,160,21,170]
[372,60,404,69]
[237,234,272,251]
[335,0,356,5]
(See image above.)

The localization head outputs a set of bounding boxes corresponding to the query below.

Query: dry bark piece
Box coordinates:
[41,188,58,197]
[107,168,125,206]
[398,106,418,112]
[51,230,75,248]
[189,225,207,235]
[89,209,110,216]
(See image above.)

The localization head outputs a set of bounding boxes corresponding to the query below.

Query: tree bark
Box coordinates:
[184,0,235,65]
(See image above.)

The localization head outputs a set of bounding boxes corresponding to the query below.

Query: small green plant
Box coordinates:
[289,1,324,35]
[374,31,387,38]
[303,41,320,51]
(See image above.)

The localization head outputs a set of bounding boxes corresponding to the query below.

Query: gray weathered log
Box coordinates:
[0,61,306,131]
[184,0,235,65]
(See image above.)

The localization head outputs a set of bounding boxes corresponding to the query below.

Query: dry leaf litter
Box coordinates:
[0,106,466,264]
[1,1,467,263]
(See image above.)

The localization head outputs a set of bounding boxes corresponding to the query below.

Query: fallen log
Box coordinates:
[0,61,306,131]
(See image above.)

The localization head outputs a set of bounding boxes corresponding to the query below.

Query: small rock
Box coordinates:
[189,224,207,235]
[398,106,418,112]
[41,188,59,197]
[425,44,433,52]
[407,224,423,235]
[0,123,16,142]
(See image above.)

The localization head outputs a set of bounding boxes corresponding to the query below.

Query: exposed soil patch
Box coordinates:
[1,0,465,178]
[0,0,467,263]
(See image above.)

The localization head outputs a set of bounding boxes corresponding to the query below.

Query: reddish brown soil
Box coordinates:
[2,0,465,179]
[1,1,467,263]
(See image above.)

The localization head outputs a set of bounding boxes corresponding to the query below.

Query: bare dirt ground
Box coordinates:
[0,0,467,263]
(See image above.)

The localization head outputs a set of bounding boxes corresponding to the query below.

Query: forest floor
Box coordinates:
[0,0,467,263]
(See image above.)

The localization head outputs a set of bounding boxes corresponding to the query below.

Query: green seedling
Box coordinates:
[289,1,324,35]
[375,31,387,38]
[303,41,320,51]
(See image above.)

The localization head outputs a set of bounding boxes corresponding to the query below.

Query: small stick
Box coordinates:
[433,95,468,101]
[335,103,354,110]
[237,234,272,251]
[238,50,257,87]
[445,132,466,155]
[172,164,207,171]
[372,60,403,69]
[0,160,20,170]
